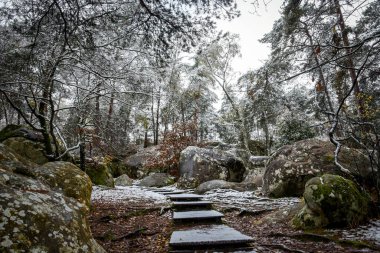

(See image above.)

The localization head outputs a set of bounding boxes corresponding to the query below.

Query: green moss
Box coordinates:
[85,163,115,187]
[323,155,334,163]
[298,174,370,229]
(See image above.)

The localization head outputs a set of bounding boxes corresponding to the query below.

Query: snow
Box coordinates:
[91,186,169,204]
[203,188,300,211]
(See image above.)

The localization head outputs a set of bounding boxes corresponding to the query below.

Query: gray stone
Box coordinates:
[114,174,134,186]
[178,146,246,189]
[262,138,373,198]
[195,180,235,194]
[0,144,106,253]
[138,173,175,187]
[169,225,253,247]
[124,145,160,178]
[167,194,203,201]
[249,156,270,167]
[161,190,187,195]
[173,210,224,221]
[172,201,213,208]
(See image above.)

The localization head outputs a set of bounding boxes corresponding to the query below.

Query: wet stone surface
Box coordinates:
[173,210,224,221]
[168,194,203,201]
[169,225,254,247]
[162,190,188,195]
[172,201,213,207]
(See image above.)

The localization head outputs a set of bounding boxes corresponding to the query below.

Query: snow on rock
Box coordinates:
[202,188,300,211]
[91,186,169,204]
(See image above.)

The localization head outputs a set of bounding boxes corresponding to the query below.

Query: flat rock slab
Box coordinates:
[167,194,203,201]
[173,210,223,221]
[172,201,213,207]
[169,225,253,248]
[151,189,174,193]
[162,190,188,195]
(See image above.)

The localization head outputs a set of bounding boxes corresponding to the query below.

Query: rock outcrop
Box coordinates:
[292,174,370,229]
[138,173,175,187]
[195,179,256,194]
[115,174,134,186]
[0,144,105,253]
[178,146,246,189]
[124,145,160,178]
[262,139,372,198]
[85,162,115,188]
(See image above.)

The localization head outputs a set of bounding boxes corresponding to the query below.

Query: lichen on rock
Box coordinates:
[292,174,370,229]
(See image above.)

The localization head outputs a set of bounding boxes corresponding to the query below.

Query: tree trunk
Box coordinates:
[334,0,365,118]
[155,88,160,145]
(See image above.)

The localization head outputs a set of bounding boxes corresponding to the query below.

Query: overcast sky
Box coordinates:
[217,0,283,74]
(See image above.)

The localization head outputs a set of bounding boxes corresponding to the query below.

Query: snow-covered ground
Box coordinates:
[91,185,380,247]
[91,186,169,204]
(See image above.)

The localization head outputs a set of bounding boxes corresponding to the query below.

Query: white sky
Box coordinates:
[217,0,283,74]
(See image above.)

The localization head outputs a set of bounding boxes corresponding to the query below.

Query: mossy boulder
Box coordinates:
[34,162,92,208]
[104,155,131,178]
[262,138,372,198]
[293,174,370,229]
[138,173,175,187]
[0,144,106,253]
[3,137,49,165]
[85,162,114,187]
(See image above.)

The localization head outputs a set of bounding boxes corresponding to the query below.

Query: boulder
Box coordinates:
[195,179,256,194]
[196,180,235,194]
[34,162,92,207]
[85,162,114,188]
[178,146,246,188]
[262,139,372,198]
[0,144,105,253]
[243,169,264,187]
[104,155,132,178]
[124,145,160,178]
[115,174,134,186]
[292,174,370,229]
[3,137,49,165]
[138,173,175,187]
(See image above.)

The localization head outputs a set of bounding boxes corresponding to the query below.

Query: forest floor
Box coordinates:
[89,186,380,253]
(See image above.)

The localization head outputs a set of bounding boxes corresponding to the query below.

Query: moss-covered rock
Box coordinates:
[293,174,370,229]
[3,137,49,165]
[103,155,132,178]
[263,138,373,198]
[85,162,114,188]
[0,144,106,253]
[34,162,92,208]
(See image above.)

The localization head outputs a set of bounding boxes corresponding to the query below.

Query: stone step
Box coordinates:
[173,210,224,222]
[169,225,254,249]
[172,201,213,208]
[167,194,203,201]
[161,190,188,195]
[151,189,174,193]
[170,248,257,253]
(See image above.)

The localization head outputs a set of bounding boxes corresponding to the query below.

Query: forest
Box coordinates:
[0,0,380,251]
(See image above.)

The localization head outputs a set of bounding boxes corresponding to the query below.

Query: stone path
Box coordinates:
[147,187,255,252]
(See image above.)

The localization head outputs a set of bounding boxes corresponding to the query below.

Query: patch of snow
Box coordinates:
[329,220,380,246]
[91,186,169,204]
[203,188,299,211]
